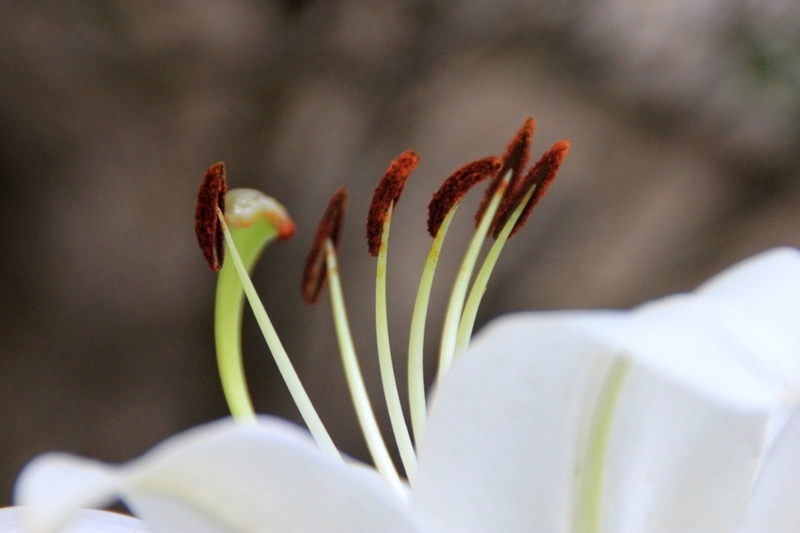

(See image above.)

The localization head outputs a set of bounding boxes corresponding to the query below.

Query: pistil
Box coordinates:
[195,162,340,459]
[214,189,295,423]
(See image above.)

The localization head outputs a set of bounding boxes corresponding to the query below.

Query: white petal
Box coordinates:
[601,363,764,532]
[0,507,146,533]
[695,247,800,390]
[17,417,423,533]
[413,317,616,533]
[14,455,121,533]
[415,275,779,533]
[739,407,800,532]
[570,248,800,412]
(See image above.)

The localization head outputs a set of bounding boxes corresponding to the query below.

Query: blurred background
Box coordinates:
[1,0,800,504]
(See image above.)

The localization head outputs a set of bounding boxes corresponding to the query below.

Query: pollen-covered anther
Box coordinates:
[366,150,419,257]
[428,156,502,237]
[195,162,228,271]
[303,187,348,305]
[492,140,570,239]
[475,117,535,225]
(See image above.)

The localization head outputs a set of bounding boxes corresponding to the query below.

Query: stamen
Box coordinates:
[322,238,407,499]
[474,117,534,226]
[212,188,295,423]
[492,140,570,239]
[216,209,341,461]
[305,189,406,497]
[427,156,502,237]
[302,187,347,305]
[195,162,228,271]
[456,141,570,353]
[436,121,537,381]
[369,153,421,483]
[408,157,502,447]
[454,186,536,354]
[436,168,511,383]
[366,149,418,257]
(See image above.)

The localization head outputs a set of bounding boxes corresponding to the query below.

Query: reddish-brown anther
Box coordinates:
[492,140,570,239]
[366,150,419,257]
[475,117,535,225]
[427,156,502,237]
[195,162,228,272]
[303,187,348,305]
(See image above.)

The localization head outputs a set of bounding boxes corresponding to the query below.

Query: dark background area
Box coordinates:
[1,0,799,504]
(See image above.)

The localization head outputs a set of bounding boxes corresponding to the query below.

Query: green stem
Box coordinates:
[324,240,406,498]
[375,205,418,483]
[217,212,341,461]
[408,207,456,448]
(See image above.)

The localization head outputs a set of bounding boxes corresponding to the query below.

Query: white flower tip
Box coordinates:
[14,453,121,533]
[698,246,800,297]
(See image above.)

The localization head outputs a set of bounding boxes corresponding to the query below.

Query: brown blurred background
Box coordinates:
[1,0,799,504]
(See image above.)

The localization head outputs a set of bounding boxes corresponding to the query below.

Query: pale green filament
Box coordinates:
[437,171,510,383]
[455,185,537,354]
[217,211,341,461]
[375,204,418,483]
[324,239,406,498]
[575,359,630,533]
[408,208,457,448]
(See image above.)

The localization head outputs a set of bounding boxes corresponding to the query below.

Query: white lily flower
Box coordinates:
[10,122,800,533]
[13,247,800,533]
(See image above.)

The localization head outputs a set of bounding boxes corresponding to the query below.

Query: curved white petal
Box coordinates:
[0,507,146,533]
[601,363,764,532]
[17,417,423,533]
[738,407,800,532]
[14,455,121,533]
[414,317,768,533]
[696,247,800,387]
[415,249,799,533]
[572,247,800,412]
[414,317,616,533]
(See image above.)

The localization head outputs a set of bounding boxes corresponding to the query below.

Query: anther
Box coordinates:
[303,187,348,305]
[475,117,535,225]
[492,140,570,239]
[195,162,228,271]
[427,156,502,237]
[366,150,419,256]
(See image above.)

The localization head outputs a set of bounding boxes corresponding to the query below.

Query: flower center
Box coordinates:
[194,118,569,497]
